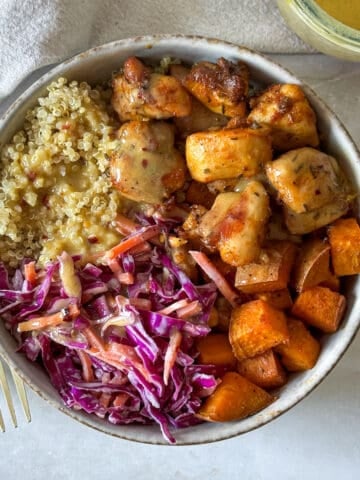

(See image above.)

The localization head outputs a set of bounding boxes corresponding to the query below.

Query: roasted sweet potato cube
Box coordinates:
[328,218,360,276]
[196,334,237,367]
[319,273,340,292]
[255,289,293,310]
[215,297,232,332]
[291,238,331,293]
[229,299,289,360]
[235,241,297,293]
[275,318,320,371]
[197,372,273,422]
[237,349,287,389]
[291,286,346,333]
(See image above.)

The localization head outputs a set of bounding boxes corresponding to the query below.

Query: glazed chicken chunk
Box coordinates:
[110,120,186,204]
[183,58,249,117]
[111,56,192,121]
[196,181,270,266]
[186,126,272,183]
[266,147,348,213]
[169,63,228,137]
[248,84,319,151]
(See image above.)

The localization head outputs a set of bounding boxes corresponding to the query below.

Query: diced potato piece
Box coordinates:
[266,148,347,214]
[185,181,216,209]
[291,238,331,293]
[255,289,293,310]
[284,199,349,235]
[275,318,320,371]
[196,334,237,367]
[237,349,287,389]
[198,183,270,267]
[328,218,360,276]
[229,299,289,360]
[197,372,273,422]
[291,286,346,333]
[184,58,249,117]
[248,84,319,151]
[235,241,297,293]
[186,127,272,183]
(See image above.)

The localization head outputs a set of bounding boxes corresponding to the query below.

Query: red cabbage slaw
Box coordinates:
[0,217,224,443]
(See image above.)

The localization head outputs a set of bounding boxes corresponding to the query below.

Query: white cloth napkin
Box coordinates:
[0,0,312,99]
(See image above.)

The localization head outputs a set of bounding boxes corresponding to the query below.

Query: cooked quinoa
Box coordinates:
[0,78,124,267]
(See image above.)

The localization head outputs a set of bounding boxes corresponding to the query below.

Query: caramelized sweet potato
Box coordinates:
[275,318,320,371]
[319,273,340,292]
[291,238,331,293]
[235,241,297,293]
[291,286,346,333]
[197,372,273,422]
[229,299,289,360]
[215,297,232,332]
[255,289,293,310]
[237,349,287,389]
[328,218,360,276]
[196,334,236,367]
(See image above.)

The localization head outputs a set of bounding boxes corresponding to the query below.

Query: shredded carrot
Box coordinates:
[99,392,113,409]
[113,214,139,235]
[77,350,94,382]
[116,272,134,285]
[24,261,37,285]
[17,303,80,333]
[83,327,105,352]
[113,393,129,408]
[129,298,152,310]
[107,258,123,273]
[87,349,125,371]
[176,300,202,319]
[189,250,240,308]
[128,241,152,256]
[163,330,182,385]
[105,225,161,260]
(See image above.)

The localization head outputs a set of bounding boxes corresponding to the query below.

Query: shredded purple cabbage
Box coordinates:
[0,217,225,443]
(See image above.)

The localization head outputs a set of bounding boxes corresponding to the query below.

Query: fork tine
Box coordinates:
[0,408,5,432]
[11,367,31,423]
[0,360,17,428]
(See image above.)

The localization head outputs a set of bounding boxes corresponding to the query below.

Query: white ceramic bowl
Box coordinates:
[0,35,359,445]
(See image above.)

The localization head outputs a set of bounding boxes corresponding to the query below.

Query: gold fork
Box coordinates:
[0,358,31,431]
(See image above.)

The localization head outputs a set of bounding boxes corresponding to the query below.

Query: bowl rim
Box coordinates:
[0,34,360,445]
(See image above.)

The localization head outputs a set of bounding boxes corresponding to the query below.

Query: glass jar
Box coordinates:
[277,0,360,61]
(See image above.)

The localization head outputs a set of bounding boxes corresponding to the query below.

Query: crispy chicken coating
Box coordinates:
[248,84,319,151]
[184,58,249,117]
[112,57,192,121]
